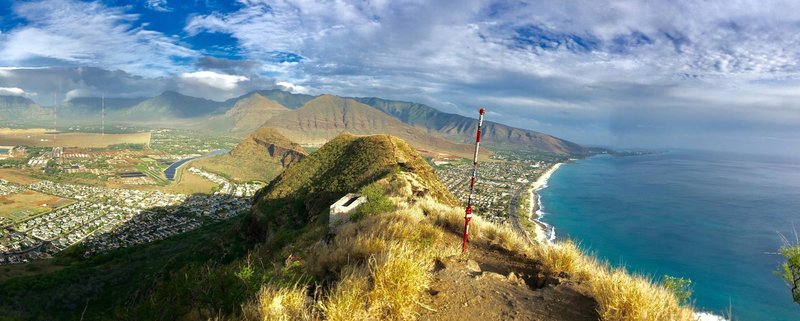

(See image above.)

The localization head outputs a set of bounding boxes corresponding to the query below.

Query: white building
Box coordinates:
[329,193,367,229]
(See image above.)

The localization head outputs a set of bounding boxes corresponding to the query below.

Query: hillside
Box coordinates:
[224,93,290,133]
[356,97,587,155]
[0,95,52,121]
[251,89,316,109]
[243,134,695,321]
[191,127,306,182]
[261,95,481,158]
[120,91,228,120]
[249,133,457,237]
[0,134,697,321]
[61,96,147,120]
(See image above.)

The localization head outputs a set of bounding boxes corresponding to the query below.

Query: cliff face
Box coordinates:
[232,127,306,169]
[191,127,307,182]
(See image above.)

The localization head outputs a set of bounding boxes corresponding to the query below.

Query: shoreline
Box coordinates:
[526,163,563,244]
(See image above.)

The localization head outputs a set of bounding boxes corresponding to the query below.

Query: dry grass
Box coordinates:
[243,194,697,321]
[247,199,445,321]
[533,238,696,320]
[242,283,315,321]
[425,201,697,321]
[591,269,696,321]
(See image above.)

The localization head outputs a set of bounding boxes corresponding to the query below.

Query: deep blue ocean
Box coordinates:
[539,151,800,321]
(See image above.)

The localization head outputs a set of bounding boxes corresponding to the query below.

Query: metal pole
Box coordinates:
[462,107,485,255]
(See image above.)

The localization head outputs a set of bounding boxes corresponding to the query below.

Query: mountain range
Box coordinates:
[0,89,587,155]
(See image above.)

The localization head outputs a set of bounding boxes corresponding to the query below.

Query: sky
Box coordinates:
[1,0,799,156]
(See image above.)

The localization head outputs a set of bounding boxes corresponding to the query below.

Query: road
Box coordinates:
[507,185,533,244]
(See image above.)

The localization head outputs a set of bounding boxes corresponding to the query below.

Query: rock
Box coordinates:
[545,276,564,287]
[508,272,518,283]
[478,272,507,281]
[533,272,547,288]
[435,256,459,271]
[465,259,481,273]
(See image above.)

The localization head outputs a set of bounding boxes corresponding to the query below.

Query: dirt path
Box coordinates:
[419,235,599,321]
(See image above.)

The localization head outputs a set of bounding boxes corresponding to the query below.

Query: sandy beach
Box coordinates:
[527,163,563,244]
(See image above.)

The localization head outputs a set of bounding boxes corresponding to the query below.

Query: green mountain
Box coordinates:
[61,96,147,119]
[120,91,229,120]
[191,127,306,182]
[224,93,290,134]
[260,95,480,158]
[249,132,457,238]
[355,97,587,155]
[0,95,52,121]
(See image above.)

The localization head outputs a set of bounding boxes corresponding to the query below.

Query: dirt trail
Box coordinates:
[419,235,599,321]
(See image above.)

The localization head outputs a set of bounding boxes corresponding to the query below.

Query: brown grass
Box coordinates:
[0,128,150,148]
[165,167,218,194]
[242,193,697,321]
[242,283,315,321]
[425,201,697,321]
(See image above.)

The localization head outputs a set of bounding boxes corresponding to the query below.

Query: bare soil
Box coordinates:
[419,234,600,321]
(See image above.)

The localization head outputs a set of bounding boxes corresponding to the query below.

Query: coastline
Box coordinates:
[527,163,563,244]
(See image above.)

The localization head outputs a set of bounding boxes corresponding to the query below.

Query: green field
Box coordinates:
[0,191,74,223]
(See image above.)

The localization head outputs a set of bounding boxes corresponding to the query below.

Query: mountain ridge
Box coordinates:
[0,95,52,121]
[354,97,587,155]
[260,94,481,158]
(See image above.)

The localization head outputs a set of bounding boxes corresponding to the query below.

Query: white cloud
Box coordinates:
[276,81,310,94]
[145,0,172,12]
[0,0,195,76]
[178,71,249,90]
[0,87,27,96]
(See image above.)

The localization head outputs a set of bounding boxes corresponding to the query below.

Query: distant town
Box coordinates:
[432,150,561,227]
[0,169,262,265]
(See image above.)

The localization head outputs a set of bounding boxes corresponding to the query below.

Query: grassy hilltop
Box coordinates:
[191,127,307,182]
[0,133,696,321]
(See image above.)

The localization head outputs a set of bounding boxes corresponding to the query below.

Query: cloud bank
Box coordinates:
[0,0,799,155]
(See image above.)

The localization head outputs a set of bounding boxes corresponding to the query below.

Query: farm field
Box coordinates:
[0,190,75,223]
[164,166,218,194]
[0,169,41,185]
[0,128,151,148]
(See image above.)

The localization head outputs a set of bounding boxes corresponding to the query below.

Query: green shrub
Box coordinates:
[778,244,800,304]
[662,275,693,305]
[350,184,394,221]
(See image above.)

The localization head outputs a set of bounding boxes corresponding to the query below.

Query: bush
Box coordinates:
[778,244,800,304]
[662,275,693,305]
[350,184,395,221]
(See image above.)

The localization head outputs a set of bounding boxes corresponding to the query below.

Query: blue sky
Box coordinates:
[1,0,799,155]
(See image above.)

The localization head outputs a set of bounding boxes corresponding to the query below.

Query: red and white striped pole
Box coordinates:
[462,107,485,255]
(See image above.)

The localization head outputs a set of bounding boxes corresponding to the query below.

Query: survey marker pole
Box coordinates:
[462,107,485,255]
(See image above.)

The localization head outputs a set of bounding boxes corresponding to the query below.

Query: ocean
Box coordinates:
[538,151,800,320]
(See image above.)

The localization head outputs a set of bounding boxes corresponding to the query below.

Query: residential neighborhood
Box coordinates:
[433,158,552,225]
[0,169,263,265]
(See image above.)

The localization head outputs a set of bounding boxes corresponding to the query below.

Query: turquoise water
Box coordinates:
[539,151,800,320]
